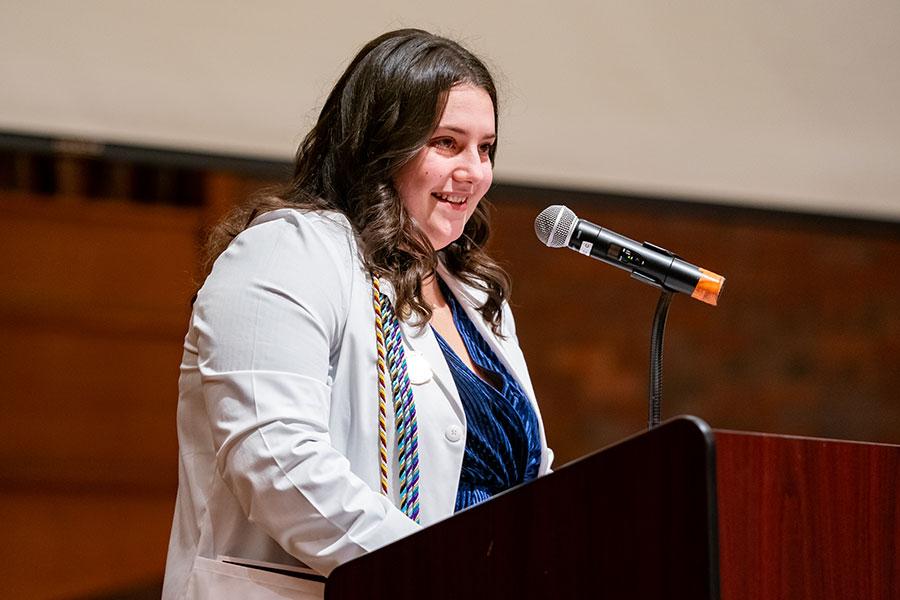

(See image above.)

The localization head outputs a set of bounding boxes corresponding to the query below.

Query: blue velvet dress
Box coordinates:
[432,282,542,512]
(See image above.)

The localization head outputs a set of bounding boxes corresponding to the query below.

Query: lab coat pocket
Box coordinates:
[183,556,325,600]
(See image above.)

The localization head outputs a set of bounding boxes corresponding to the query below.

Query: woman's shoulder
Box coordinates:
[233,207,358,261]
[199,207,361,319]
[207,207,361,287]
[249,207,353,241]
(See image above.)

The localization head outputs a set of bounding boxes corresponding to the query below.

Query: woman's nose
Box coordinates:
[453,147,486,184]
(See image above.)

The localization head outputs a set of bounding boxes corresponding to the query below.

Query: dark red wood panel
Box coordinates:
[715,430,899,600]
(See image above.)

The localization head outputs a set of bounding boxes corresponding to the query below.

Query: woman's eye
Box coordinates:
[479,143,494,155]
[432,138,455,150]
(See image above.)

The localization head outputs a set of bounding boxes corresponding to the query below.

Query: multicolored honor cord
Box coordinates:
[372,274,421,523]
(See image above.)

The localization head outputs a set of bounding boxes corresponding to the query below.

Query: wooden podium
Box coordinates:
[326,416,898,599]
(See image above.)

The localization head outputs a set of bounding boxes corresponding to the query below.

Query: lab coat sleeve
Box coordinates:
[192,211,420,575]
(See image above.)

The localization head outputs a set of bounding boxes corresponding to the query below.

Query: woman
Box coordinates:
[163,29,553,599]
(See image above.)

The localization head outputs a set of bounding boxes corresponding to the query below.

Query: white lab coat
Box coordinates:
[162,208,553,599]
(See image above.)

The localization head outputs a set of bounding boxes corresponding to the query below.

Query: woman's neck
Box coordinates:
[420,273,446,312]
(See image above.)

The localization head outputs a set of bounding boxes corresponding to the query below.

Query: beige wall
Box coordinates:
[2,1,900,219]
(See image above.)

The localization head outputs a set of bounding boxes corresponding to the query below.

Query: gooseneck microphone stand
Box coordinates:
[648,290,674,429]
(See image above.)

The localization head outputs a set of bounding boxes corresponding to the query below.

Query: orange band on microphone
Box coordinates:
[691,268,725,306]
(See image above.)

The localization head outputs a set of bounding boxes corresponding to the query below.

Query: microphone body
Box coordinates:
[535,205,725,305]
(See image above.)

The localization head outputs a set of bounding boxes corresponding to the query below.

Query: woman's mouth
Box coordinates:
[432,192,467,206]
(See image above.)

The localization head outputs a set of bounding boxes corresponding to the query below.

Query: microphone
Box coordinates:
[534,205,725,305]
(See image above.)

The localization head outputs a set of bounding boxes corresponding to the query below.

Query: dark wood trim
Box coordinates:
[0,130,291,178]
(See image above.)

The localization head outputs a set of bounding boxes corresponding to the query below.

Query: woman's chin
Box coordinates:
[422,221,467,251]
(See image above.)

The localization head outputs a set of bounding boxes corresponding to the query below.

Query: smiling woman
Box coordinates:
[162,29,554,599]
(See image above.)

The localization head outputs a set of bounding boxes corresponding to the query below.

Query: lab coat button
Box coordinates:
[444,425,463,443]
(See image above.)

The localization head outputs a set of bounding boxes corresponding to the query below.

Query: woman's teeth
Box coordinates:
[432,192,467,205]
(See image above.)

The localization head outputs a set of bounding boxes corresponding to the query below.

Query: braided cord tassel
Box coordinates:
[372,276,390,496]
[371,274,421,524]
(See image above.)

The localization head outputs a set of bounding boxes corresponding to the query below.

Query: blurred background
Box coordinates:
[1,2,898,598]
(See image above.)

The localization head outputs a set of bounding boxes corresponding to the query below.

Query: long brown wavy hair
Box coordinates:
[201,29,510,333]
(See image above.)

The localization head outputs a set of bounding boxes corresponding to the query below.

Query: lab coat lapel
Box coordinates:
[377,277,464,421]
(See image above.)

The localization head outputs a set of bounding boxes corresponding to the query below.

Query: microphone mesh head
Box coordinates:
[534,205,578,248]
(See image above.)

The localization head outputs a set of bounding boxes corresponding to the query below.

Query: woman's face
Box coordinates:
[394,84,496,251]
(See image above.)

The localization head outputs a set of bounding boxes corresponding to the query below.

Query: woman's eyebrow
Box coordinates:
[435,125,496,139]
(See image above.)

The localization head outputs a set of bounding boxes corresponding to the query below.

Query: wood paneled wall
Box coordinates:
[1,176,898,598]
[0,193,198,598]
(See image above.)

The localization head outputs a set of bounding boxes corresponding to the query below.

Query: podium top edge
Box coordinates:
[713,428,899,448]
